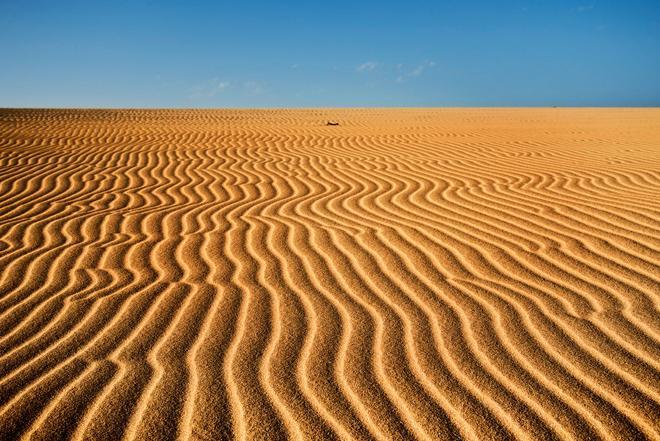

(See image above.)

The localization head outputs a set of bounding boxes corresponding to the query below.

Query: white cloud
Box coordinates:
[190,78,231,99]
[212,81,230,94]
[409,65,425,77]
[356,61,379,73]
[243,81,264,95]
[396,61,437,82]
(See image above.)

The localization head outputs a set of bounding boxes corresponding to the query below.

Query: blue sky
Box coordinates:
[1,0,659,107]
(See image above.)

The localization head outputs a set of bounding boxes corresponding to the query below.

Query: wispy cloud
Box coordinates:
[396,61,436,82]
[189,78,231,98]
[356,61,379,73]
[189,78,266,100]
[243,81,265,96]
[577,3,595,12]
[409,65,425,77]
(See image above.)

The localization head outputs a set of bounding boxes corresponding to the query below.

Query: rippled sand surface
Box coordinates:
[0,108,659,440]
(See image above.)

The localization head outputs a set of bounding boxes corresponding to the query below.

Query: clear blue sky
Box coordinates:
[1,0,659,107]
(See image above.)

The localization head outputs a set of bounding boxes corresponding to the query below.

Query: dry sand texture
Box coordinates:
[0,108,659,441]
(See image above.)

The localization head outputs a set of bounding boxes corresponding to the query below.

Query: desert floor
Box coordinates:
[0,108,658,440]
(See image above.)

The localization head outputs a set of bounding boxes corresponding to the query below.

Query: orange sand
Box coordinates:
[0,108,659,440]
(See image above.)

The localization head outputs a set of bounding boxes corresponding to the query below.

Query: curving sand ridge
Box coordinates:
[0,108,659,440]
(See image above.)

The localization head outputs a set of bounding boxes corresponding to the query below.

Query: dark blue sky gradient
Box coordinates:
[1,0,659,107]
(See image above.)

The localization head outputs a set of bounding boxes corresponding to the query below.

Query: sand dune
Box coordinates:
[0,108,658,440]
